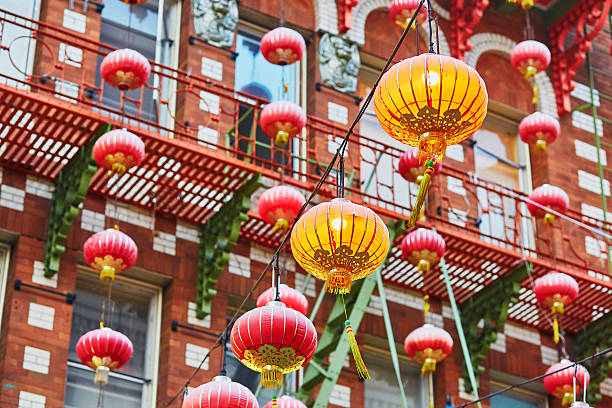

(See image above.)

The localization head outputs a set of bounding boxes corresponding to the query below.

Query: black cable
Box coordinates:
[166,2,427,405]
[426,0,434,53]
[219,331,228,377]
[457,347,612,407]
[338,156,345,198]
[274,254,281,302]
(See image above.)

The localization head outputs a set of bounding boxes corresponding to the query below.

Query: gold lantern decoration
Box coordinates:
[374,53,488,226]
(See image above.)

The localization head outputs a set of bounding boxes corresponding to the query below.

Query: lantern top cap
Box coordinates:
[331,197,351,203]
[213,375,231,383]
[265,300,287,308]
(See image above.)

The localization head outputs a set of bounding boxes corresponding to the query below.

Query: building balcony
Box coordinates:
[0,7,610,336]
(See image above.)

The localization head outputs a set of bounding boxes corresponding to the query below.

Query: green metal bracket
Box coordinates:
[195,173,261,318]
[574,311,612,403]
[43,123,111,277]
[458,262,529,392]
[296,220,403,407]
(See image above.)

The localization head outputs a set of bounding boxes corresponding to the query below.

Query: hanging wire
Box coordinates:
[274,254,281,302]
[219,331,228,377]
[426,0,435,53]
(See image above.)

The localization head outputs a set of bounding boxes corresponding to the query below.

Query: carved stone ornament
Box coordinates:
[318,33,360,93]
[192,0,238,48]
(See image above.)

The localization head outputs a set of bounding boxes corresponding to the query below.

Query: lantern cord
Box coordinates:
[219,331,228,377]
[166,2,427,404]
[428,373,435,408]
[416,22,420,54]
[337,155,345,198]
[456,346,612,408]
[435,16,440,55]
[96,384,105,408]
[274,254,281,302]
[426,0,435,53]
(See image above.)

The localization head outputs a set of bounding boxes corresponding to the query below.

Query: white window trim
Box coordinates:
[0,243,10,334]
[73,267,163,408]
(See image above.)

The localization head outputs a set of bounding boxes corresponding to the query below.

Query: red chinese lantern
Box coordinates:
[389,0,428,29]
[76,327,133,386]
[527,184,569,225]
[398,148,442,183]
[100,48,151,91]
[93,128,145,176]
[263,396,306,408]
[544,360,590,406]
[534,272,579,344]
[182,376,259,408]
[404,324,453,408]
[83,228,138,282]
[260,27,306,66]
[230,301,317,389]
[119,0,148,4]
[259,101,306,147]
[401,228,445,273]
[510,40,551,103]
[257,185,306,233]
[257,284,309,315]
[519,112,560,153]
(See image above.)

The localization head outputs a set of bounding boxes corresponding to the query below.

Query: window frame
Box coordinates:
[65,267,163,408]
[489,379,549,408]
[0,243,11,334]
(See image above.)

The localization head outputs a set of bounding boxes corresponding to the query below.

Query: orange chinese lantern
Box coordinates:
[510,40,550,103]
[527,184,569,225]
[389,0,428,29]
[374,53,488,226]
[260,27,306,66]
[100,48,151,91]
[76,327,133,386]
[257,284,308,315]
[519,112,560,153]
[93,128,145,176]
[534,272,579,344]
[182,376,259,408]
[544,360,590,406]
[259,101,306,146]
[230,301,317,389]
[83,228,138,282]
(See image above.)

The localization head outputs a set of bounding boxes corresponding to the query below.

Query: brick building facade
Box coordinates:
[0,0,610,407]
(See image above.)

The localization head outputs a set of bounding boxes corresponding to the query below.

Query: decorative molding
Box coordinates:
[318,33,360,93]
[464,33,557,118]
[449,0,489,60]
[315,0,339,34]
[192,0,238,48]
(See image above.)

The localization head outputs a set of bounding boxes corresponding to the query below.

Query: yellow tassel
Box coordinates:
[272,218,289,233]
[534,139,547,153]
[408,165,433,227]
[422,358,437,376]
[423,295,430,316]
[345,320,370,380]
[275,130,289,146]
[417,260,430,273]
[561,392,574,406]
[553,316,559,344]
[532,83,539,104]
[543,213,555,225]
[261,365,283,389]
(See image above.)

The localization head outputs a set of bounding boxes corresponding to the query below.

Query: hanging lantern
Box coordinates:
[519,112,560,153]
[389,0,428,30]
[260,27,306,66]
[374,53,488,226]
[119,0,148,4]
[510,40,550,104]
[257,185,306,233]
[527,184,569,225]
[182,376,259,408]
[404,324,453,408]
[401,228,445,273]
[93,128,145,176]
[83,228,138,282]
[263,396,306,408]
[259,101,306,147]
[257,284,309,315]
[230,301,317,389]
[534,272,579,344]
[543,360,590,406]
[506,0,535,9]
[76,327,133,386]
[398,148,441,184]
[100,48,151,91]
[291,198,390,294]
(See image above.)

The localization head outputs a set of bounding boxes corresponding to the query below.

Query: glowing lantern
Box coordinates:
[544,360,590,406]
[262,396,306,408]
[510,40,550,103]
[230,301,317,389]
[398,148,441,184]
[76,327,133,386]
[389,0,428,29]
[404,324,453,408]
[93,128,145,176]
[257,185,305,233]
[291,198,390,294]
[257,284,308,315]
[527,184,569,225]
[260,27,306,66]
[83,228,138,282]
[259,101,306,147]
[534,272,579,344]
[519,112,560,153]
[182,376,259,408]
[100,48,151,91]
[374,53,488,226]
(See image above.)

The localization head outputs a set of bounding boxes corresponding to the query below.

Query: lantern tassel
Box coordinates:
[345,320,370,380]
[423,294,430,316]
[561,392,574,406]
[273,218,289,233]
[525,67,538,104]
[261,365,284,389]
[428,372,435,408]
[553,316,559,344]
[272,395,278,408]
[408,164,434,227]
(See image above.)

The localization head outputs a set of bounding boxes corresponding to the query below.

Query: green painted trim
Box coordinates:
[544,0,582,27]
[195,174,261,318]
[574,312,612,402]
[309,284,327,322]
[43,123,111,277]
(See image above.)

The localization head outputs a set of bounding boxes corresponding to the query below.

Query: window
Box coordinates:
[490,386,547,408]
[96,0,180,122]
[0,244,10,333]
[64,273,161,408]
[364,354,425,408]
